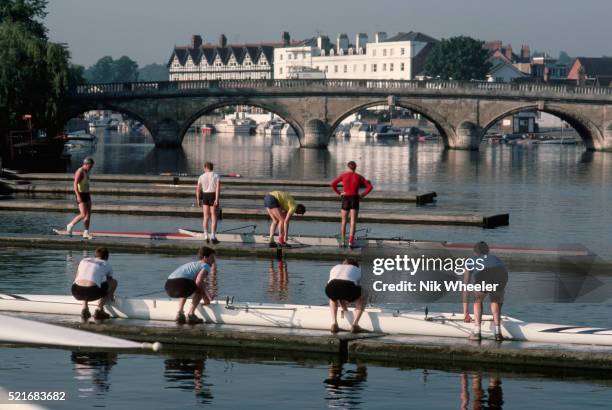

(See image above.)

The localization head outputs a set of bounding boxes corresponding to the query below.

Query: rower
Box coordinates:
[463,241,508,341]
[196,161,221,244]
[263,191,306,248]
[325,258,366,334]
[330,161,373,248]
[71,247,117,320]
[164,246,216,325]
[66,156,95,239]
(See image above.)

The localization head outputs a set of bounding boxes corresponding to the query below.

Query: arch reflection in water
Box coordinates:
[323,361,368,409]
[71,351,118,397]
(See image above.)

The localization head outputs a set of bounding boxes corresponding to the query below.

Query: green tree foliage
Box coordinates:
[84,56,139,83]
[0,0,48,38]
[138,63,169,81]
[424,36,491,81]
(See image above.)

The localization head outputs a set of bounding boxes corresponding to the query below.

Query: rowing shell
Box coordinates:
[0,313,160,350]
[1,294,611,346]
[51,228,592,256]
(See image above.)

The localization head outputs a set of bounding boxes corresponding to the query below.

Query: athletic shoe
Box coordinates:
[187,314,204,325]
[82,230,92,240]
[175,312,186,325]
[468,331,482,341]
[94,309,111,320]
[66,224,74,237]
[351,325,367,334]
[211,238,220,245]
[268,242,278,248]
[81,308,91,320]
[348,241,358,249]
[495,333,504,342]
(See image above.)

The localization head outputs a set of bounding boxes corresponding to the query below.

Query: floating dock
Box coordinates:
[12,314,612,371]
[0,200,509,228]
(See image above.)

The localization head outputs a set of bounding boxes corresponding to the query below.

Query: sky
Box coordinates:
[45,0,611,67]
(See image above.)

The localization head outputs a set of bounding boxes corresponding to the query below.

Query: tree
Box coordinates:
[558,51,573,66]
[84,56,139,83]
[138,63,169,81]
[0,0,48,39]
[424,36,491,81]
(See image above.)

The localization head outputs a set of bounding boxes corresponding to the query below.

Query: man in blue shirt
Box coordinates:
[165,246,216,324]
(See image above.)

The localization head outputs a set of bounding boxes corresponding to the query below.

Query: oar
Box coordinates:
[220,224,257,234]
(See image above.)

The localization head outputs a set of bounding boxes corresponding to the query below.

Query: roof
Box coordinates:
[384,31,437,43]
[488,61,527,77]
[168,44,275,68]
[574,57,612,77]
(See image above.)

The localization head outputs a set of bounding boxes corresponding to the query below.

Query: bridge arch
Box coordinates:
[178,100,302,145]
[63,102,154,137]
[482,104,600,150]
[329,99,454,147]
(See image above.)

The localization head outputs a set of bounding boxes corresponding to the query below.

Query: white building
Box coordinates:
[168,35,279,81]
[274,31,437,80]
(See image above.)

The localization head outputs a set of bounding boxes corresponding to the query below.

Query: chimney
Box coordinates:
[521,44,530,59]
[337,33,349,53]
[317,35,330,51]
[505,44,513,61]
[219,34,227,48]
[355,33,368,50]
[543,66,550,82]
[191,35,203,49]
[374,31,387,43]
[281,31,291,46]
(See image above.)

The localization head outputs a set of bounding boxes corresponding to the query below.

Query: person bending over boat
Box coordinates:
[196,161,221,244]
[463,241,508,341]
[165,246,216,325]
[330,161,373,248]
[263,191,306,248]
[71,247,117,320]
[325,259,366,334]
[66,156,95,239]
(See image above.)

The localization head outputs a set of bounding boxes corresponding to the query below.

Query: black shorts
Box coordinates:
[165,278,197,298]
[200,192,216,206]
[474,267,508,302]
[264,194,280,209]
[325,279,362,302]
[77,193,91,204]
[341,195,360,211]
[72,282,108,301]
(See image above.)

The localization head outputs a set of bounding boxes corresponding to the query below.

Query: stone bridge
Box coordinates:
[64,79,612,151]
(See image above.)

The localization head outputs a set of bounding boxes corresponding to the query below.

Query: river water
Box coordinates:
[1,130,611,408]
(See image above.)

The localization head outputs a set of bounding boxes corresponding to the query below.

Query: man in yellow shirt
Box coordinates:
[263,191,306,247]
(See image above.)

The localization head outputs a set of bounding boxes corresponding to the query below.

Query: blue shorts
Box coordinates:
[264,194,280,209]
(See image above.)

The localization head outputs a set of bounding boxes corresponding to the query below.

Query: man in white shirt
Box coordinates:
[71,247,117,320]
[196,161,221,244]
[325,259,366,334]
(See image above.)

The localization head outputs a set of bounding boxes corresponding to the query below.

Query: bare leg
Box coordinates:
[351,296,365,333]
[340,210,348,240]
[188,291,202,316]
[98,278,117,309]
[177,297,187,314]
[83,202,92,230]
[473,300,483,326]
[203,205,210,235]
[69,202,87,227]
[491,302,502,326]
[349,209,358,239]
[329,300,339,333]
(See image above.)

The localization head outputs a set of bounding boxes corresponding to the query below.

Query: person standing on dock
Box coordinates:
[164,246,216,325]
[66,157,95,239]
[196,161,221,244]
[71,247,117,320]
[263,191,306,248]
[330,161,373,248]
[325,259,366,334]
[463,241,508,342]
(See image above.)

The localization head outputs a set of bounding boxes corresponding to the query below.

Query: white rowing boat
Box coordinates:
[1,294,611,346]
[51,228,592,256]
[0,313,161,351]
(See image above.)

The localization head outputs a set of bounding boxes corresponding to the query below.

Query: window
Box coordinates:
[400,63,405,71]
[373,49,377,57]
[383,63,386,71]
[334,65,338,73]
[353,64,357,72]
[372,64,377,72]
[343,65,347,73]
[363,64,367,72]
[288,54,292,60]
[325,65,328,72]
[390,63,394,71]
[383,49,387,57]
[279,67,283,74]
[390,49,394,56]
[401,48,405,55]
[280,54,283,60]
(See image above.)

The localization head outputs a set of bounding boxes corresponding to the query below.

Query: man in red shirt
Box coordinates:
[330,161,373,248]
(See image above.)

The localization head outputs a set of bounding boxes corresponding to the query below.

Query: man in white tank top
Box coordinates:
[71,247,118,320]
[325,259,366,334]
[196,161,221,244]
